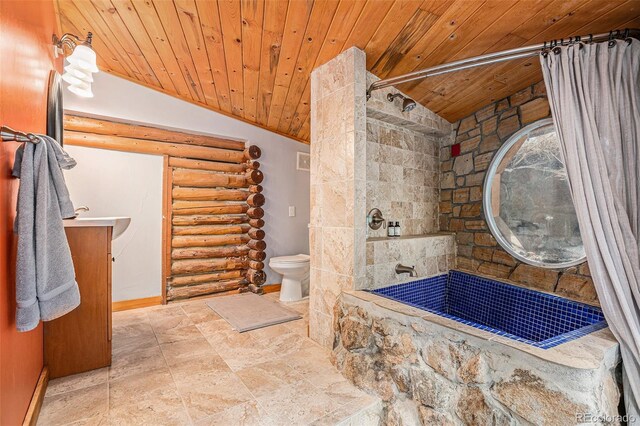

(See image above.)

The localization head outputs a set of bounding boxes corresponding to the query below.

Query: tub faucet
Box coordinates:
[74,206,89,217]
[395,263,417,277]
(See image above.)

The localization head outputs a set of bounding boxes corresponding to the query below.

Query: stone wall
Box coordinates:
[332,292,620,426]
[309,47,368,348]
[439,82,598,304]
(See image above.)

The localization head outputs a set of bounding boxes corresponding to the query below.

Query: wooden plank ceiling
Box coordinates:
[57,0,640,143]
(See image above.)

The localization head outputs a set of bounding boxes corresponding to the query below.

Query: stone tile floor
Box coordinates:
[38,293,380,426]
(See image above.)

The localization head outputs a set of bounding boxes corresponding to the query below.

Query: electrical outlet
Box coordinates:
[288,206,296,217]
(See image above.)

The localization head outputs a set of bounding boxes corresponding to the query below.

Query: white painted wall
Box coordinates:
[64,146,163,302]
[64,72,310,290]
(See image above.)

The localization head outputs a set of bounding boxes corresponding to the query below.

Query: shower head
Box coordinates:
[386,92,417,113]
[402,97,416,112]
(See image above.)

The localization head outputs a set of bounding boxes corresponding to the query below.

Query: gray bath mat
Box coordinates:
[206,293,301,332]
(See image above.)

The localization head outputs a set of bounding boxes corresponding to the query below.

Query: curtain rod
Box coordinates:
[366,29,639,98]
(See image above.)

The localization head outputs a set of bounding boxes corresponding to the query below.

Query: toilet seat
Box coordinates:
[270,254,310,265]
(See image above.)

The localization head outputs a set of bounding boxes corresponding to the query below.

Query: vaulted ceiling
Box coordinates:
[57,0,640,143]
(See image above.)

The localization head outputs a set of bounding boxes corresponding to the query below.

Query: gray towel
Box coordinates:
[12,135,80,332]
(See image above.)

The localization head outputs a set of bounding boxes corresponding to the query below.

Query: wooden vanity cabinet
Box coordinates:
[44,226,113,379]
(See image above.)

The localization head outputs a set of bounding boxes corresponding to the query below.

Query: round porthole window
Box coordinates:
[482,118,586,268]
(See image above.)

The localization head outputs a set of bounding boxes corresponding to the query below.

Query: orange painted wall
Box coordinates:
[0,1,61,423]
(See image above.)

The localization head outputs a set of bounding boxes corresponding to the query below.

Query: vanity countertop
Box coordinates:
[63,217,131,240]
[63,217,124,227]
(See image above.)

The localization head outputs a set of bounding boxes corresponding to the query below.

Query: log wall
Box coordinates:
[64,114,267,301]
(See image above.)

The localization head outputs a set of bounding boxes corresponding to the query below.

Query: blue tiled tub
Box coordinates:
[371,270,606,349]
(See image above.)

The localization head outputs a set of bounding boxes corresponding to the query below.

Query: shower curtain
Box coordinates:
[540,38,640,421]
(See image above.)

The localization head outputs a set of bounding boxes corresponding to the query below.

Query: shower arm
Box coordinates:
[366,29,640,99]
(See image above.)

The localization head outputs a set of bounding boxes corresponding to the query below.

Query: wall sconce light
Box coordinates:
[53,32,98,98]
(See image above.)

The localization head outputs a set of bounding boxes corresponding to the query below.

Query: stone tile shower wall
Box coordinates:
[439,82,597,304]
[363,73,455,290]
[309,47,368,348]
[365,119,440,236]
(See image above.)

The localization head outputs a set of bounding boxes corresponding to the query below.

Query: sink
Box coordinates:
[109,217,131,239]
[63,217,131,240]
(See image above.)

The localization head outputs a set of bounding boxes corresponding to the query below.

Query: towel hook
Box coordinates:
[1,126,40,144]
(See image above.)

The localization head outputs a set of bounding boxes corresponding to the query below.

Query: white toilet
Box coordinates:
[269,254,310,302]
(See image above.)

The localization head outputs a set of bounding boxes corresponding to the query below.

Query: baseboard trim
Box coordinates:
[112,296,163,312]
[23,366,49,426]
[262,283,281,294]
